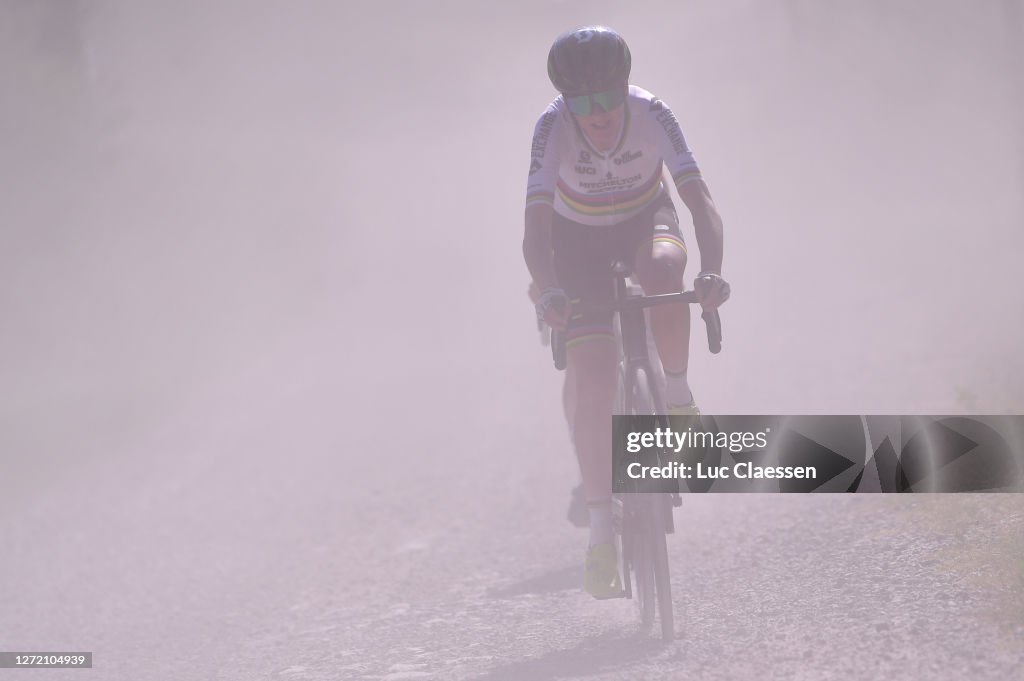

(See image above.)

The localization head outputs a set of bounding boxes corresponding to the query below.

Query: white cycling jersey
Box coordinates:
[526,85,703,227]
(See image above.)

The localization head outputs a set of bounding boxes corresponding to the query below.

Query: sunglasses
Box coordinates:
[564,87,627,116]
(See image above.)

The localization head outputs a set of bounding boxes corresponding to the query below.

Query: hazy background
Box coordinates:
[4,0,1023,503]
[1,1,1022,679]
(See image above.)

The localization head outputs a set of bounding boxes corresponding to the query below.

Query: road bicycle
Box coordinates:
[547,263,722,641]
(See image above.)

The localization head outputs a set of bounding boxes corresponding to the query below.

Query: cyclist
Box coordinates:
[523,26,730,598]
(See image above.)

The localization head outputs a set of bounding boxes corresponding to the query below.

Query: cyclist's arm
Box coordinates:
[523,203,560,291]
[524,104,562,292]
[677,179,724,275]
[648,95,724,274]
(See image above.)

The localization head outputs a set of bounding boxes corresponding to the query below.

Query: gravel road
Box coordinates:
[2,364,1022,680]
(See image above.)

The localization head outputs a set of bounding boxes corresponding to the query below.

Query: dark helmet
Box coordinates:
[547,26,631,96]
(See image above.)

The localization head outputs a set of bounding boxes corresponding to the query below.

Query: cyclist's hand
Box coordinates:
[535,287,571,330]
[694,272,731,309]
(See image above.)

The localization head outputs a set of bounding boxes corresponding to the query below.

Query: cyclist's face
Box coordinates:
[574,103,625,149]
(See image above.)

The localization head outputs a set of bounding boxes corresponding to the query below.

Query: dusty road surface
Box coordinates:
[3,393,1023,680]
[3,1,1023,680]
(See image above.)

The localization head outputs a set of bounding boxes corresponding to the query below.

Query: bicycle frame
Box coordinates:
[546,263,723,641]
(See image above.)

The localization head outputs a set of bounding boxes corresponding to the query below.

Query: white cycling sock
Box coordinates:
[664,368,694,408]
[588,500,614,546]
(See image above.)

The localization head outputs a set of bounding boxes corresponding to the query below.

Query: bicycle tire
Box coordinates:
[627,363,675,641]
[630,503,656,631]
[650,494,675,641]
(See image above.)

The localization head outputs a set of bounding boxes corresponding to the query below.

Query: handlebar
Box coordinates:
[545,290,723,370]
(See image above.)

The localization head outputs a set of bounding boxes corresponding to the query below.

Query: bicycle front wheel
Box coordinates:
[625,363,675,642]
[649,494,675,641]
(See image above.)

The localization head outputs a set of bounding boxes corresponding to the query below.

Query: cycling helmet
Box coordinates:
[547,26,631,96]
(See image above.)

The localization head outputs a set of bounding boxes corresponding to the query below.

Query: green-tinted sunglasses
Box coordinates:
[565,87,627,116]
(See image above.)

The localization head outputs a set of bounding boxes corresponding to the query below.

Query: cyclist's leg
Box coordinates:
[563,364,591,527]
[566,336,621,598]
[563,361,577,449]
[531,279,587,523]
[628,199,696,413]
[554,234,617,524]
[565,335,617,517]
[530,280,588,526]
[553,217,623,598]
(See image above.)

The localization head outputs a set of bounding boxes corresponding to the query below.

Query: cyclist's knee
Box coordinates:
[635,242,686,294]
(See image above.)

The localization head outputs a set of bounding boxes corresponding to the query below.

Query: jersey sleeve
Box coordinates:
[648,98,703,191]
[525,104,560,209]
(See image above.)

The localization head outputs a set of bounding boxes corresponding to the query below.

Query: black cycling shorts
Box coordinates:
[552,194,686,347]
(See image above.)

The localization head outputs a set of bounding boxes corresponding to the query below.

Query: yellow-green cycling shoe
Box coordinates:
[666,401,700,417]
[584,542,624,599]
[667,401,701,432]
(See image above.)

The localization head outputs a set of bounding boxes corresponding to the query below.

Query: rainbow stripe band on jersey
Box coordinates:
[672,169,702,189]
[646,232,687,252]
[555,171,662,218]
[526,190,555,209]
